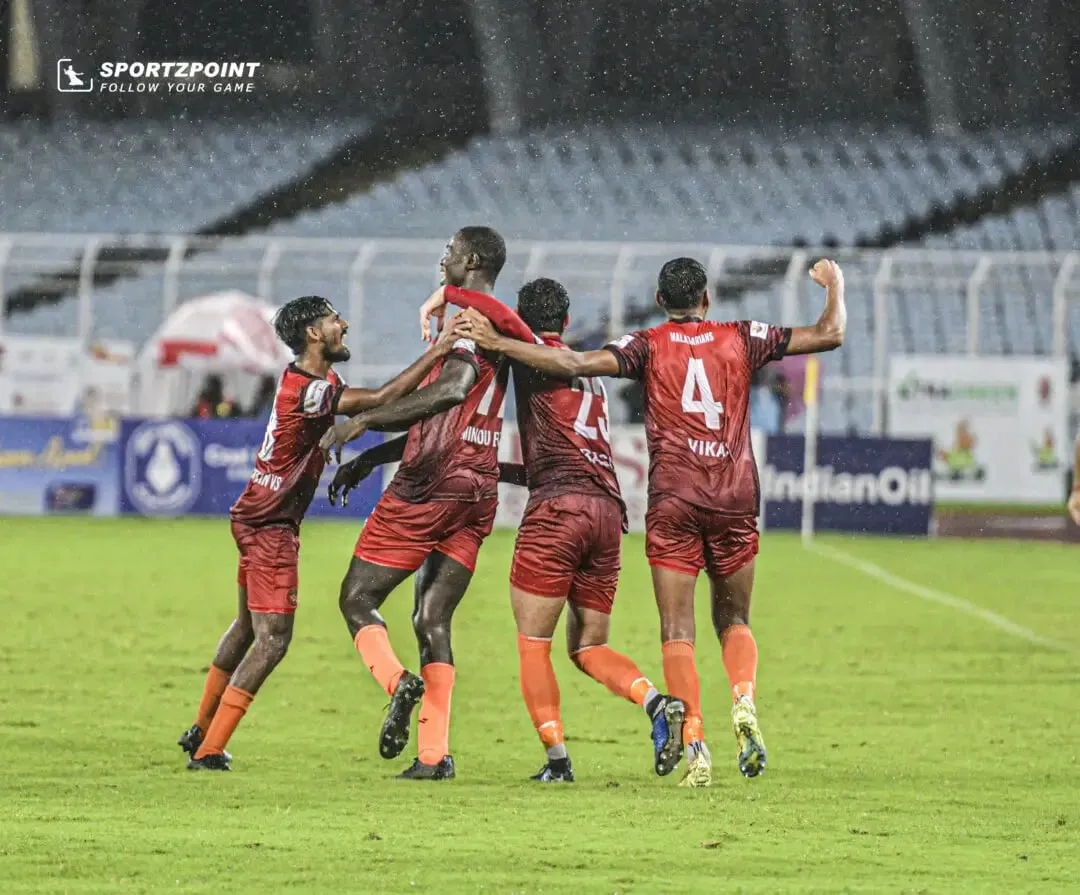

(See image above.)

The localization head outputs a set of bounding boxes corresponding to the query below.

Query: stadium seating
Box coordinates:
[0,116,369,234]
[261,122,1076,245]
[5,119,1078,432]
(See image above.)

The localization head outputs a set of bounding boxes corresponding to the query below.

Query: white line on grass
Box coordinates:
[806,541,1077,654]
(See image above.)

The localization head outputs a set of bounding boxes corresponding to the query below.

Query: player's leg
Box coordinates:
[565,601,685,777]
[396,496,497,780]
[563,495,686,776]
[341,493,435,759]
[178,530,257,760]
[705,518,765,778]
[189,526,300,770]
[512,584,573,781]
[190,610,294,770]
[392,551,472,780]
[506,497,579,781]
[646,497,712,787]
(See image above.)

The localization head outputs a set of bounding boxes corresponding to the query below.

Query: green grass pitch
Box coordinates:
[2,517,1078,893]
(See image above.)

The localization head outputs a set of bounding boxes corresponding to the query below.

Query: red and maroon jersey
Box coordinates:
[513,334,624,518]
[230,365,345,529]
[388,338,509,503]
[605,318,790,516]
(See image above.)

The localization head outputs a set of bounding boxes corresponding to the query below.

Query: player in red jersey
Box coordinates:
[382,277,688,782]
[179,295,462,770]
[317,226,510,781]
[457,257,846,786]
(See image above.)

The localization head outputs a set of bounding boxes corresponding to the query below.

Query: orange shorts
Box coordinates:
[231,521,300,615]
[510,494,622,614]
[645,496,758,580]
[354,491,497,574]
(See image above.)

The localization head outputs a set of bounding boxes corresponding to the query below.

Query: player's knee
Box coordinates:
[338,575,372,619]
[713,614,748,637]
[659,612,695,643]
[253,628,292,666]
[412,608,450,651]
[568,647,590,672]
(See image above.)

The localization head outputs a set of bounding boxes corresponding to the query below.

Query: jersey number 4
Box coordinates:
[571,376,611,443]
[681,358,724,430]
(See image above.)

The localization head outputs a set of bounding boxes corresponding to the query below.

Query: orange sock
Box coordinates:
[354,625,406,696]
[572,645,656,707]
[194,664,231,733]
[662,639,704,745]
[720,624,758,701]
[193,685,254,758]
[517,634,564,750]
[417,662,456,765]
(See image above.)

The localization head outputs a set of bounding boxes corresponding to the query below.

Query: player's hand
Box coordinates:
[432,310,469,354]
[810,259,843,289]
[1067,489,1080,526]
[328,456,376,507]
[320,417,367,464]
[420,286,448,343]
[458,308,500,350]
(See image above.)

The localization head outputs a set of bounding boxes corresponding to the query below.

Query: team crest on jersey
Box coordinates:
[302,380,334,415]
[750,321,769,340]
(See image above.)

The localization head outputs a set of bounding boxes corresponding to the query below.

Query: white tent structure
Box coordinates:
[134,290,291,417]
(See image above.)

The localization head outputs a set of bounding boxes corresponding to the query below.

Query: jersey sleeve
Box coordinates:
[298,378,343,418]
[446,337,483,376]
[737,321,791,371]
[443,285,536,343]
[603,331,650,380]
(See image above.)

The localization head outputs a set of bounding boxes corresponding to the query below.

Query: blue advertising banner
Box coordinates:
[761,435,934,535]
[0,415,121,515]
[119,418,384,520]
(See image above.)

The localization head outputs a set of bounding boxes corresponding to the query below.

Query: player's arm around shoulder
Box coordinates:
[335,315,465,416]
[786,259,847,355]
[458,308,621,379]
[320,356,478,462]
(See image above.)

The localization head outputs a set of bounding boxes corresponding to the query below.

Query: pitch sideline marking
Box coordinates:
[806,541,1077,654]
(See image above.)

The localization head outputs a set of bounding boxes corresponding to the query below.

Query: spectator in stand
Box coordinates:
[191,375,240,419]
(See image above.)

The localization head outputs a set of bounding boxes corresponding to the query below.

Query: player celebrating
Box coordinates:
[179,295,461,770]
[318,226,509,781]
[457,257,846,786]
[344,278,687,782]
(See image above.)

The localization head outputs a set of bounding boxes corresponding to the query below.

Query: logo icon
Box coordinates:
[936,419,986,482]
[124,421,201,514]
[57,59,93,93]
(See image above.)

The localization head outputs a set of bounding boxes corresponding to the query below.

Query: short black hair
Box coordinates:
[517,278,570,334]
[657,257,708,311]
[273,295,335,354]
[457,226,507,278]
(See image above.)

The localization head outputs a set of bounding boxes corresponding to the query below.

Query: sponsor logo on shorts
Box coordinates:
[124,421,201,514]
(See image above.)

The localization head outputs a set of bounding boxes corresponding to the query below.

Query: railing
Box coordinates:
[2,234,1079,432]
